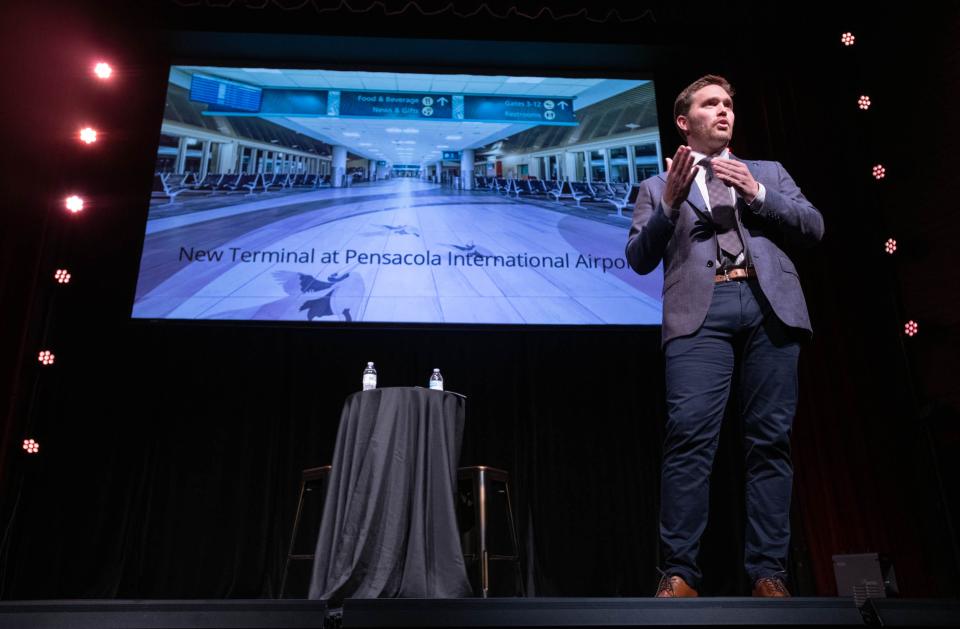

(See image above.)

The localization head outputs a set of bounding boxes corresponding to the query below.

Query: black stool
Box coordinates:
[457,466,523,597]
[280,465,331,598]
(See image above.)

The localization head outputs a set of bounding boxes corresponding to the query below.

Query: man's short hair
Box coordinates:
[673,75,735,140]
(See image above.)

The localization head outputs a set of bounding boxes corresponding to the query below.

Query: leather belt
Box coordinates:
[715,267,757,283]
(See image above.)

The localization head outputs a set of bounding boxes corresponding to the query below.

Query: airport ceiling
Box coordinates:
[175,67,643,166]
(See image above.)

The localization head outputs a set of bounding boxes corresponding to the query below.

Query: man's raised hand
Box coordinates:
[663,145,699,210]
[712,159,760,204]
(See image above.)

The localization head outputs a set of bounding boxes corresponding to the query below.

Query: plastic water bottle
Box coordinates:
[362,362,377,391]
[428,368,443,391]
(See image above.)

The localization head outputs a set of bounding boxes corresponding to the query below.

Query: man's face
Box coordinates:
[677,84,734,153]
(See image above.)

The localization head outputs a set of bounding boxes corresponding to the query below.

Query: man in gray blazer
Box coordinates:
[625,75,823,598]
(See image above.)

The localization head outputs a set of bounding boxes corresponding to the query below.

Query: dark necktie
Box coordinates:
[700,157,743,257]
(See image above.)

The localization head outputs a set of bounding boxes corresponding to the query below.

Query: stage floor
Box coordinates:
[3,596,955,628]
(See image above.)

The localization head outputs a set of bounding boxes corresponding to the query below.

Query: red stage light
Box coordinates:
[858,95,871,110]
[38,350,55,365]
[79,127,98,144]
[884,238,897,255]
[904,320,919,337]
[841,32,855,46]
[54,269,72,284]
[22,439,40,454]
[65,195,84,213]
[93,62,113,80]
[872,164,886,180]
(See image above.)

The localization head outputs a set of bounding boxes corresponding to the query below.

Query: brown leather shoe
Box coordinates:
[655,574,699,597]
[752,577,791,597]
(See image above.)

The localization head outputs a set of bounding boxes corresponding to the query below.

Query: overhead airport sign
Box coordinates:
[195,79,577,126]
[441,151,461,161]
[461,96,576,125]
[338,91,453,120]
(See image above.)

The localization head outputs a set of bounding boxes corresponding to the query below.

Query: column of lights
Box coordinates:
[27,59,115,456]
[845,32,913,337]
[62,61,111,214]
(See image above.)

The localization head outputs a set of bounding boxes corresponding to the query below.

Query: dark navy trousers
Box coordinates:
[661,278,800,588]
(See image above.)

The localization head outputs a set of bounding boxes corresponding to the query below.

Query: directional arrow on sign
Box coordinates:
[437,96,449,106]
[557,101,569,110]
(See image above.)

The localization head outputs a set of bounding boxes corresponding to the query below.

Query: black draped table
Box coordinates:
[308,387,473,604]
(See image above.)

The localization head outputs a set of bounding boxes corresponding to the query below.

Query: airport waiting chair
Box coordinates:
[165,173,187,189]
[151,174,209,204]
[548,180,574,203]
[609,182,630,199]
[587,181,616,202]
[607,183,641,219]
[513,180,534,198]
[263,173,288,192]
[539,179,560,198]
[211,173,242,192]
[529,180,547,196]
[568,182,596,207]
[221,173,261,194]
[192,173,224,191]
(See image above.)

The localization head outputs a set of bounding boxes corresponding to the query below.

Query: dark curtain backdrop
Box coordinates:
[2,1,959,600]
[2,323,672,598]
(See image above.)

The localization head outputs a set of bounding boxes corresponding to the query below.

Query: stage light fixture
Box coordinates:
[22,439,40,454]
[872,165,886,180]
[904,320,918,337]
[858,96,871,110]
[54,269,72,284]
[884,238,897,255]
[65,195,84,213]
[841,32,855,46]
[79,127,98,144]
[38,350,55,365]
[93,61,113,79]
